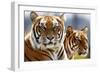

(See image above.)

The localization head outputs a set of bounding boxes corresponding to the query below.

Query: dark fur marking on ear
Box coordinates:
[30,11,38,21]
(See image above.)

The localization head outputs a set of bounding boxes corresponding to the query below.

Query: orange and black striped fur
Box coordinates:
[24,11,67,61]
[64,26,89,59]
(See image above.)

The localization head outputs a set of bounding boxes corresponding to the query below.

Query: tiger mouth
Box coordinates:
[78,49,87,55]
[48,41,53,44]
[79,51,86,55]
[43,42,56,46]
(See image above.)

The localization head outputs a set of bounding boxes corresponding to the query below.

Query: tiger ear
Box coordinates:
[81,26,88,33]
[59,13,65,21]
[30,11,38,21]
[66,26,73,37]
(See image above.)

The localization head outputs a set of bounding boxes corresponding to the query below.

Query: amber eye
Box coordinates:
[75,36,79,40]
[39,26,46,32]
[36,26,45,34]
[53,26,61,32]
[75,35,81,41]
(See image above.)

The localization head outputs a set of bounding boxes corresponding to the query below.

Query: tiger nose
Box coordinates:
[47,36,54,40]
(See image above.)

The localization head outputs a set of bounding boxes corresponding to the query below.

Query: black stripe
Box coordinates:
[47,49,54,55]
[71,44,78,51]
[68,36,73,51]
[25,39,53,60]
[69,34,76,51]
[58,33,60,38]
[25,41,32,50]
[65,48,73,59]
[25,41,41,61]
[57,48,62,57]
[41,50,54,60]
[69,39,72,50]
[33,29,40,44]
[58,50,64,59]
[59,30,63,42]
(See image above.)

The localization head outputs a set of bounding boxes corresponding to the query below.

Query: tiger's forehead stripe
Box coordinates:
[43,16,54,29]
[74,30,88,40]
[33,16,64,30]
[54,16,64,28]
[39,18,46,27]
[52,17,59,27]
[43,16,63,28]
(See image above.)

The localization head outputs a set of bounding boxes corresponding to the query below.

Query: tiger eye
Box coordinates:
[36,26,43,33]
[54,26,61,32]
[39,28,42,33]
[40,22,44,26]
[39,26,46,33]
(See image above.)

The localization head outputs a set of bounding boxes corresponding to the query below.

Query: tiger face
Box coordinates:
[74,27,88,56]
[30,11,64,49]
[64,26,89,59]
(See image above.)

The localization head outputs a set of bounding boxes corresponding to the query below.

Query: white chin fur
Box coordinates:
[46,44,55,48]
[40,42,62,50]
[40,44,56,50]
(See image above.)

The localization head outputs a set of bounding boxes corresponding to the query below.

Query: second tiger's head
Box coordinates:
[66,26,89,57]
[30,11,64,48]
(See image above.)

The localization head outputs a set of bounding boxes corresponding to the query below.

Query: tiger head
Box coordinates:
[30,11,65,49]
[66,26,89,57]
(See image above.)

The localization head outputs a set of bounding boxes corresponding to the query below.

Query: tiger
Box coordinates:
[24,11,67,61]
[64,26,89,59]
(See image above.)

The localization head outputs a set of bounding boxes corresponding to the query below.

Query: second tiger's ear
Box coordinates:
[66,26,73,37]
[30,11,38,21]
